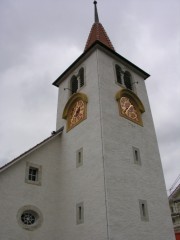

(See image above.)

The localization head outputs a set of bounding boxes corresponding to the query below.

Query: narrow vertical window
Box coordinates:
[135,150,138,161]
[141,203,145,217]
[115,64,122,85]
[76,148,83,167]
[79,68,84,88]
[78,206,82,220]
[139,200,149,221]
[124,71,132,90]
[132,147,141,165]
[78,152,82,163]
[76,202,84,224]
[71,75,78,94]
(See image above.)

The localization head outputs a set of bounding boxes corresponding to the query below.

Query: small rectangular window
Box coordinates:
[76,202,84,224]
[76,148,83,168]
[132,147,141,165]
[25,162,42,185]
[139,200,149,221]
[29,167,38,181]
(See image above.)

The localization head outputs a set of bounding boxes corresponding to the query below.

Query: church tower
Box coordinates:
[0,2,175,240]
[53,2,175,240]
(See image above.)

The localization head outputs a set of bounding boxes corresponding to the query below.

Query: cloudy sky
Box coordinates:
[0,0,179,193]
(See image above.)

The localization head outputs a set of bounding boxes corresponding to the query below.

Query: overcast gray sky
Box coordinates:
[0,0,179,193]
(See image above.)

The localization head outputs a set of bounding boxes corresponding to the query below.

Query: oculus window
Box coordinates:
[17,205,43,230]
[21,210,36,225]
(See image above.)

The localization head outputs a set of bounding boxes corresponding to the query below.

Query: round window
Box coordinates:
[17,205,43,230]
[21,210,37,225]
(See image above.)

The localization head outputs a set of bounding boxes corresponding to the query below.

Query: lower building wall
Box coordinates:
[0,137,63,240]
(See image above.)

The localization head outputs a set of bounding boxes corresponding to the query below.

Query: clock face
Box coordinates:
[120,96,139,122]
[69,100,85,128]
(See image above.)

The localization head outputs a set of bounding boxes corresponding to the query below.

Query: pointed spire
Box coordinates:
[84,2,115,52]
[94,1,99,23]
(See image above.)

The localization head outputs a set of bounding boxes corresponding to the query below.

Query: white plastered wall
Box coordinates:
[97,49,175,240]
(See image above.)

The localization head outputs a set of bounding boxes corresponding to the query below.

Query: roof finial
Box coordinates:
[93,1,99,23]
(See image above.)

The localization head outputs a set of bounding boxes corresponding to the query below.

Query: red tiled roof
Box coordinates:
[84,22,115,52]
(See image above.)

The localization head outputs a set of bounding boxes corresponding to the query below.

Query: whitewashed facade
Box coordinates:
[0,4,175,239]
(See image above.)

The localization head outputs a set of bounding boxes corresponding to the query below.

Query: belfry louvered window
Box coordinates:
[124,71,132,90]
[115,64,133,91]
[115,64,122,85]
[71,76,78,94]
[79,68,84,88]
[70,68,85,95]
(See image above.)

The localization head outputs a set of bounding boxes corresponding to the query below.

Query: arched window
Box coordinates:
[115,64,122,85]
[124,71,132,90]
[79,68,84,88]
[115,64,134,91]
[71,75,78,94]
[70,68,85,95]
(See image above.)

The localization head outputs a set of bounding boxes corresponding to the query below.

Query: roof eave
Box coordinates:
[52,41,150,87]
[52,45,96,87]
[0,127,64,173]
[97,42,150,79]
